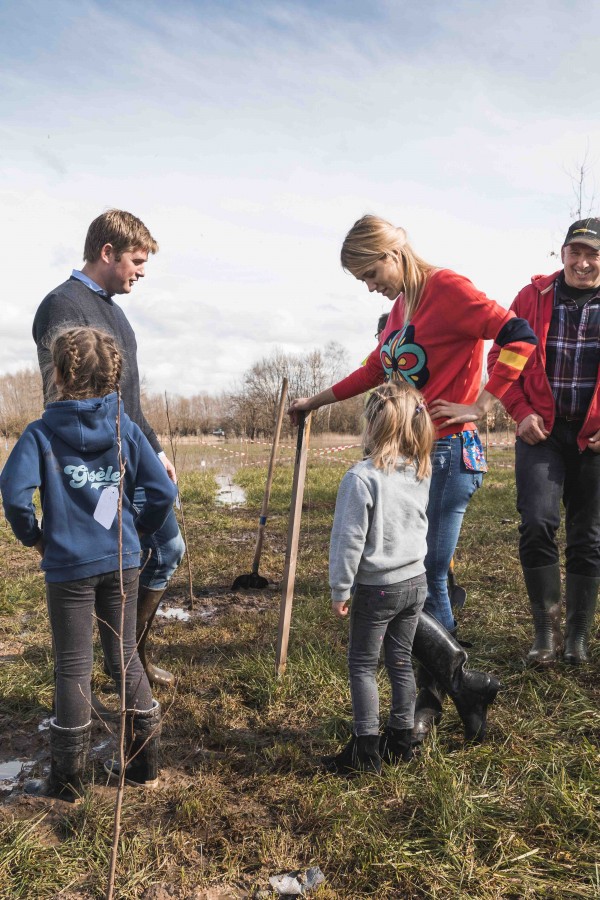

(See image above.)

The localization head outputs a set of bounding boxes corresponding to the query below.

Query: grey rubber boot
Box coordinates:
[104,700,161,788]
[25,719,91,802]
[322,734,381,776]
[137,587,174,687]
[563,572,600,665]
[412,612,501,745]
[522,563,563,667]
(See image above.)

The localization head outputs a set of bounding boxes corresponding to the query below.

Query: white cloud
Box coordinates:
[1,0,600,394]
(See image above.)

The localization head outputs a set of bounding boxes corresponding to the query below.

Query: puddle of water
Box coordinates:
[199,605,217,620]
[215,474,246,507]
[91,738,112,754]
[0,759,35,789]
[156,607,191,622]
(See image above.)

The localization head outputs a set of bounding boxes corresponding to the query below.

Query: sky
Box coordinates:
[2,0,600,397]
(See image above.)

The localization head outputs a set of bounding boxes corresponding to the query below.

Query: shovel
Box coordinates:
[232,378,288,590]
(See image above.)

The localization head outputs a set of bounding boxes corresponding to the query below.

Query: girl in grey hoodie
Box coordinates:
[324,382,433,775]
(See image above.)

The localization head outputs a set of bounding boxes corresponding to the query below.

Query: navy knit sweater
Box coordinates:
[32,277,161,454]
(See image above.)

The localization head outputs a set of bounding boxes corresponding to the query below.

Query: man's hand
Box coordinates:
[331,599,349,618]
[587,429,600,453]
[517,413,549,445]
[160,454,177,483]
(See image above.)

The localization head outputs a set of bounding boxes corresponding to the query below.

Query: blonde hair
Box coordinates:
[51,327,122,401]
[341,215,435,321]
[83,209,159,262]
[363,382,433,479]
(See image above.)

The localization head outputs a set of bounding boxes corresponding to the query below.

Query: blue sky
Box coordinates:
[2,0,599,395]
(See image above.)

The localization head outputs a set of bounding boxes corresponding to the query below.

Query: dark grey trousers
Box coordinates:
[46,568,153,728]
[348,574,426,735]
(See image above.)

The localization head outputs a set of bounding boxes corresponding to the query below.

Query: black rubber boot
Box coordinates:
[380,726,414,764]
[25,719,91,802]
[137,587,174,688]
[563,572,599,665]
[412,664,445,746]
[522,564,563,667]
[412,612,501,745]
[322,734,381,776]
[104,700,161,788]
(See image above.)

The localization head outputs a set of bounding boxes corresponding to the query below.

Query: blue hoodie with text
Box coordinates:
[0,393,178,583]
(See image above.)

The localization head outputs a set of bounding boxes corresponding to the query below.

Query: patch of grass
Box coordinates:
[1,443,599,898]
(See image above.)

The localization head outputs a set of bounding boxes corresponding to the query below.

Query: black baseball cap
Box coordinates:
[563,218,600,250]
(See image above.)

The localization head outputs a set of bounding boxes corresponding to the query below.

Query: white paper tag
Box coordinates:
[93,485,119,530]
[175,491,181,510]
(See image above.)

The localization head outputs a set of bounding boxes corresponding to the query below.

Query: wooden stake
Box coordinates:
[275,411,311,676]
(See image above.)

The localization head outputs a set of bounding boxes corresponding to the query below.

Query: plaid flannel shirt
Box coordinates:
[545,276,600,418]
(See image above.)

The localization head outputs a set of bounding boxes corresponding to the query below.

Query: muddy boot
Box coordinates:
[322,734,381,776]
[137,587,174,687]
[563,572,600,665]
[25,719,91,803]
[522,564,563,667]
[104,700,161,788]
[412,612,501,745]
[380,726,414,764]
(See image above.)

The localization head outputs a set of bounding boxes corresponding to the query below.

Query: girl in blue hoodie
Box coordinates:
[1,327,177,799]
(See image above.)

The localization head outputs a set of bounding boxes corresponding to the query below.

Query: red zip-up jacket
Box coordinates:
[333,268,537,439]
[488,270,600,452]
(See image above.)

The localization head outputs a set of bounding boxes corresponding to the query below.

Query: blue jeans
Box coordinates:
[348,576,426,735]
[134,487,185,590]
[424,436,483,630]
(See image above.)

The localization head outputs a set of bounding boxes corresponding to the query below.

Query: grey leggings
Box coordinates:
[348,575,426,735]
[46,568,153,729]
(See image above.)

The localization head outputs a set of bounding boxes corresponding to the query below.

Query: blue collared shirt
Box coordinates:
[71,269,112,298]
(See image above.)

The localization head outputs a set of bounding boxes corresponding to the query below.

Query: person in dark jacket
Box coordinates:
[1,327,177,800]
[32,209,185,686]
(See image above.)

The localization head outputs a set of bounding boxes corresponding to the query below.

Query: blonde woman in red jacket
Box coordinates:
[290,215,538,746]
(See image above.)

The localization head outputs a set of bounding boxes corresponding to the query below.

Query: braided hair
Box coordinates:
[51,327,122,401]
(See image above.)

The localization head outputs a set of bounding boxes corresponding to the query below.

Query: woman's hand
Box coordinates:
[430,389,495,427]
[288,397,314,426]
[34,538,44,558]
[331,599,349,618]
[429,399,483,426]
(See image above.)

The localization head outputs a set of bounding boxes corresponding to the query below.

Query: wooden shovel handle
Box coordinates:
[251,378,288,573]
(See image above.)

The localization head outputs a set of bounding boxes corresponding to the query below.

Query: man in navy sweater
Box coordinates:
[33,209,185,687]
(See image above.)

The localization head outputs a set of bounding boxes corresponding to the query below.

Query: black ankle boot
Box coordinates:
[322,734,381,776]
[380,726,414,764]
[25,719,91,803]
[104,700,161,788]
[563,572,600,665]
[412,612,501,745]
[522,564,563,667]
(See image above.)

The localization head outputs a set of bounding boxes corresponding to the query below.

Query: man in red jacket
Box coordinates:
[488,218,600,667]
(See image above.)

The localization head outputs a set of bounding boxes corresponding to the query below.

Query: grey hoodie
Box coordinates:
[329,457,430,602]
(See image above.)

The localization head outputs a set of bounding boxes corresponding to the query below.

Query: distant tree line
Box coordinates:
[0,343,515,440]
